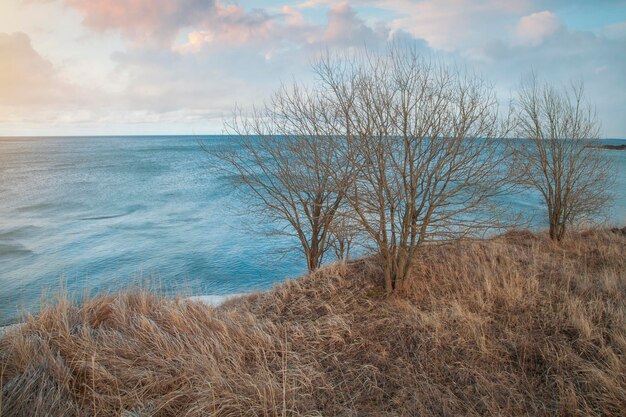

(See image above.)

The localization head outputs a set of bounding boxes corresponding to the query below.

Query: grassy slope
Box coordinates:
[1,229,625,416]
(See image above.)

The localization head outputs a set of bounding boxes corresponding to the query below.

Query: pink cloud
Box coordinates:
[175,2,384,54]
[56,0,327,51]
[62,0,217,45]
[0,32,69,105]
[282,5,306,27]
[322,2,374,43]
[515,10,562,46]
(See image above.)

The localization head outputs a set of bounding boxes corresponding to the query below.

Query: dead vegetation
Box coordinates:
[1,229,625,416]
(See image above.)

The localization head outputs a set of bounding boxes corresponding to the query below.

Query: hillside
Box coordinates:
[1,229,625,416]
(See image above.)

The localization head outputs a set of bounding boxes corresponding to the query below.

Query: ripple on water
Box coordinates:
[0,243,33,257]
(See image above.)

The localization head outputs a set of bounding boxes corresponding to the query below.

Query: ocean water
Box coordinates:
[0,136,625,325]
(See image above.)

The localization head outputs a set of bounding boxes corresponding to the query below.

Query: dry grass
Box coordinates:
[1,229,625,416]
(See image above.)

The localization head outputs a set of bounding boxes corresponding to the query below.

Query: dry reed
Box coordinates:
[1,229,625,416]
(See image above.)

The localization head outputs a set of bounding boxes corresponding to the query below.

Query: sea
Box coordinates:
[1,136,624,325]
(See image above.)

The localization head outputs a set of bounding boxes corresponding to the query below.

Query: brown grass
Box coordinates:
[1,229,625,416]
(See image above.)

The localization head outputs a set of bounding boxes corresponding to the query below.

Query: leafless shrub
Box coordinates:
[205,84,354,271]
[209,45,519,290]
[315,46,516,292]
[515,75,612,240]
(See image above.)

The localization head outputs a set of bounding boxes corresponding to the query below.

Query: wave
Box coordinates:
[79,204,145,221]
[0,225,40,240]
[187,293,247,306]
[0,243,32,257]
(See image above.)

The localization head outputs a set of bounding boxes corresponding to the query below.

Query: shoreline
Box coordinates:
[588,144,626,150]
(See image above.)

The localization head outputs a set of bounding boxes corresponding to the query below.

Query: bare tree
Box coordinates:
[209,45,515,291]
[315,46,515,293]
[515,75,611,241]
[205,84,354,271]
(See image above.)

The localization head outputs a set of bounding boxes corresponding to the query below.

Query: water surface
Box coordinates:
[0,136,624,325]
[0,136,305,324]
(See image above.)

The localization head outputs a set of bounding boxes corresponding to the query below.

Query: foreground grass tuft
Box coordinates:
[1,229,625,416]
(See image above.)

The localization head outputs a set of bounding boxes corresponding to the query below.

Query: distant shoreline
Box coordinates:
[588,144,626,150]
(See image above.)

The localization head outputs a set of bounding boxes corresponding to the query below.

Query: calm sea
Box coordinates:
[1,136,624,324]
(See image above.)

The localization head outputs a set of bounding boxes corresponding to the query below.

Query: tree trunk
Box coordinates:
[306,244,319,271]
[548,209,567,241]
[394,250,410,293]
[384,267,394,295]
[549,223,557,240]
[556,222,566,241]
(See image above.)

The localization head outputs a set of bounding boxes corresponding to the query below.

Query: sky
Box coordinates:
[1,0,625,137]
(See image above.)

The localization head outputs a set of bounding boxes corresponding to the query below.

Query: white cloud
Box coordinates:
[310,0,532,51]
[603,20,626,40]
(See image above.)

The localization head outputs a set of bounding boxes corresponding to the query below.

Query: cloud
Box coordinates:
[30,0,280,49]
[174,2,390,55]
[0,31,106,133]
[0,32,77,106]
[515,10,562,46]
[174,5,282,52]
[603,20,626,40]
[110,3,396,115]
[51,0,391,54]
[335,0,532,51]
[61,0,217,45]
[282,5,306,26]
[1,2,399,134]
[6,0,626,136]
[318,2,383,45]
[475,25,626,136]
[109,48,253,114]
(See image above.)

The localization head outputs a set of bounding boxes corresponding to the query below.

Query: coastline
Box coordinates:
[588,144,626,150]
